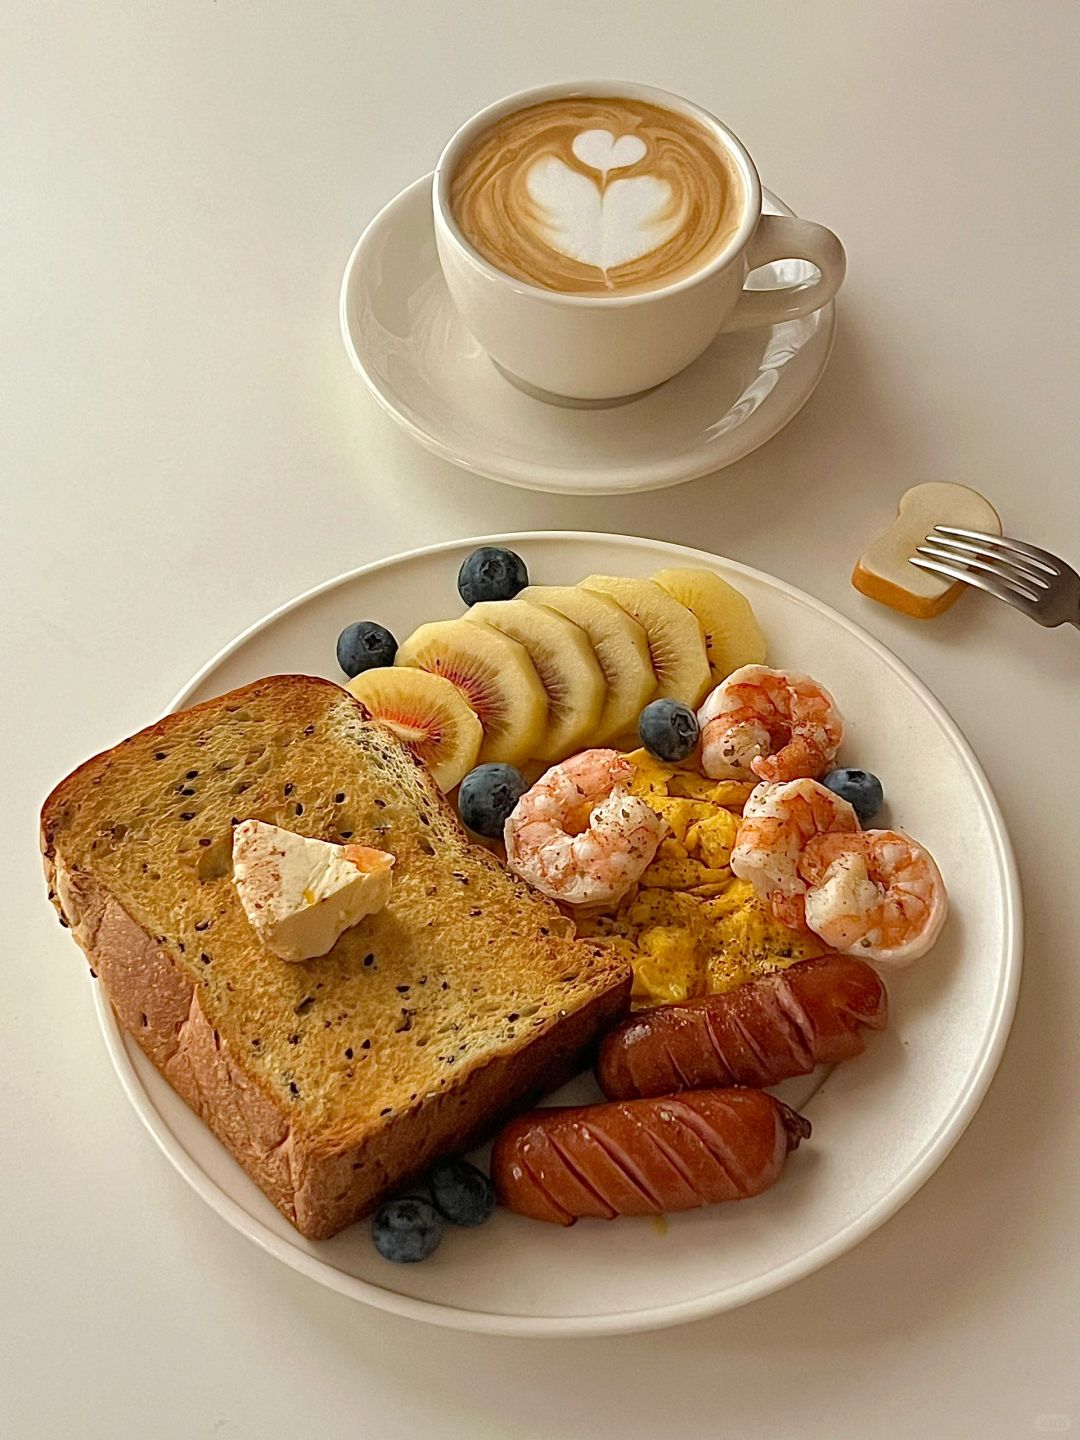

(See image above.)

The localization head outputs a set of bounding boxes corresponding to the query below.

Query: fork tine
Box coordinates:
[933,526,1063,575]
[909,556,1041,615]
[914,544,1043,601]
[919,535,1051,588]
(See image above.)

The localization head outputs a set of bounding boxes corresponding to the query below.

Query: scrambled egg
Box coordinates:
[576,750,826,1007]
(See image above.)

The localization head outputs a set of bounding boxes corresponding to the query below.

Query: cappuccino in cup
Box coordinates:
[449,96,745,296]
[434,83,846,402]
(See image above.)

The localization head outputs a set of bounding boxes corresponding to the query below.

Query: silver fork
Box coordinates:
[910,527,1080,629]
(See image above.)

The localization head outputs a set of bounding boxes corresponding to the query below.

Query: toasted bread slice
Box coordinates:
[41,675,631,1238]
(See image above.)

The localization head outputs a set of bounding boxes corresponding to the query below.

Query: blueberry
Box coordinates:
[638,699,700,763]
[336,621,398,678]
[457,547,528,606]
[458,763,527,837]
[371,1196,444,1263]
[822,768,884,824]
[430,1157,496,1227]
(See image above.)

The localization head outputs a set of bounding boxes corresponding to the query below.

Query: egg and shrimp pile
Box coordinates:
[575,751,829,1006]
[330,548,950,1257]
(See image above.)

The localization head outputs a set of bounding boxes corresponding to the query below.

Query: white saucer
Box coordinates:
[340,178,836,495]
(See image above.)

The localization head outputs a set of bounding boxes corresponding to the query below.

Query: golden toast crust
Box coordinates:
[42,675,631,1238]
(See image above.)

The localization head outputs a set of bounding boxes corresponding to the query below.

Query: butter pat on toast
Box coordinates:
[41,675,631,1238]
[853,483,1001,618]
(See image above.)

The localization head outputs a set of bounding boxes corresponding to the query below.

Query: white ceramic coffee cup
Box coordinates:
[433,81,846,403]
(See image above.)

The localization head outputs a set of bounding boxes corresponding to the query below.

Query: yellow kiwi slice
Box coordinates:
[345,668,482,791]
[577,575,711,707]
[652,567,767,686]
[466,599,606,763]
[521,584,657,744]
[395,618,548,766]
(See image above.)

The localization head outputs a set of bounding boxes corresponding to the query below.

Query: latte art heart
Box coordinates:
[571,128,647,175]
[450,95,744,295]
[527,157,680,274]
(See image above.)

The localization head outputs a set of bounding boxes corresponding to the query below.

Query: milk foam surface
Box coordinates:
[449,97,744,295]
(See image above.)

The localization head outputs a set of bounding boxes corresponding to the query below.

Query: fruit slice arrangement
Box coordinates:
[339,549,767,789]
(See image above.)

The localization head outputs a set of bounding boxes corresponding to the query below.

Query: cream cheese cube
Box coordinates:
[231,819,393,961]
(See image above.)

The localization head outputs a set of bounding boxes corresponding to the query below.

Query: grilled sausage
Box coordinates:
[596,955,887,1100]
[491,1089,810,1224]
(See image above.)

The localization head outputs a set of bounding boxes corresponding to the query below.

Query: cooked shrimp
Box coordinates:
[504,749,666,907]
[697,665,843,784]
[730,779,860,929]
[799,830,947,965]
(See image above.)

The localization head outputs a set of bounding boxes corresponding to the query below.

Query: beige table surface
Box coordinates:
[4,3,1079,1437]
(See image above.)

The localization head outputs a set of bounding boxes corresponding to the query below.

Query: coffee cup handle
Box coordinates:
[721,215,846,332]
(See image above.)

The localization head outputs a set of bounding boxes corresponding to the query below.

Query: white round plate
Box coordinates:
[94,534,1020,1336]
[339,179,835,494]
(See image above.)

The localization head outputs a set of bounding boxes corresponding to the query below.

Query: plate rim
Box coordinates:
[93,531,1023,1336]
[338,178,837,496]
